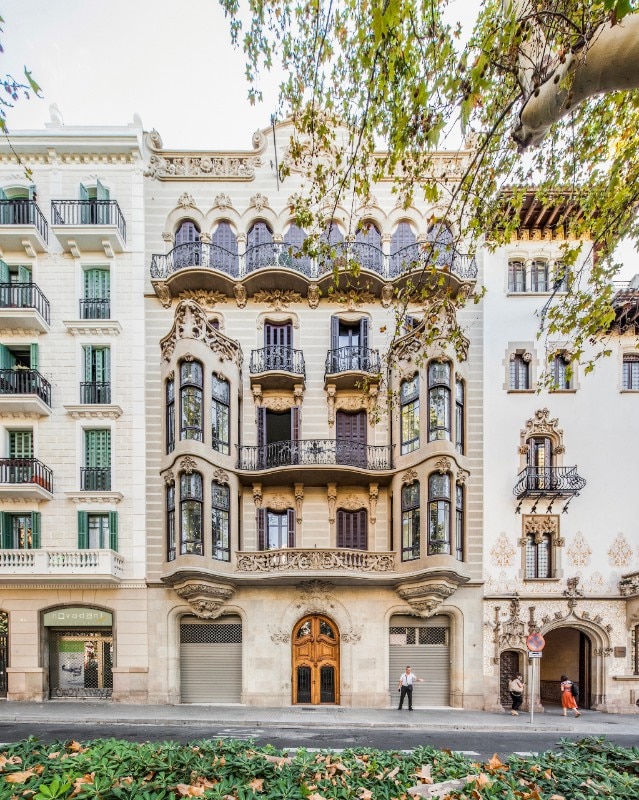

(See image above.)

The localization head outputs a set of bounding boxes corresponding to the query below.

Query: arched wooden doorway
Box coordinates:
[292,615,339,705]
[499,649,522,707]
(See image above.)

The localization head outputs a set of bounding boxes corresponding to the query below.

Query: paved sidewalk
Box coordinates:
[0,701,636,735]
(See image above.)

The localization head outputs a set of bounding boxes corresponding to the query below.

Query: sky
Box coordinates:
[1,0,637,276]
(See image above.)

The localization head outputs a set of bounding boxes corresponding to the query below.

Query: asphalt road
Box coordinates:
[0,723,636,762]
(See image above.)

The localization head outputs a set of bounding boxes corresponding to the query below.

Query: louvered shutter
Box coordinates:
[291,406,301,442]
[391,222,416,254]
[83,345,93,381]
[17,266,31,283]
[0,344,14,370]
[31,512,40,549]
[1,513,11,549]
[77,511,88,548]
[109,511,118,551]
[212,221,238,253]
[360,318,369,351]
[96,179,109,201]
[257,508,266,551]
[0,261,9,283]
[287,508,295,548]
[86,430,111,468]
[330,316,340,349]
[80,183,89,202]
[84,269,110,300]
[257,406,267,448]
[94,347,110,383]
[9,430,32,458]
[29,343,38,371]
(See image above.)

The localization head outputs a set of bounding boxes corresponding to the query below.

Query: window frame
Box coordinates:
[166,377,175,454]
[167,483,176,561]
[400,375,420,454]
[212,481,230,561]
[509,353,531,391]
[428,361,451,442]
[211,373,230,455]
[401,482,420,561]
[180,471,203,556]
[622,354,639,391]
[180,360,204,442]
[336,508,368,550]
[427,472,451,556]
[455,377,464,454]
[525,532,552,579]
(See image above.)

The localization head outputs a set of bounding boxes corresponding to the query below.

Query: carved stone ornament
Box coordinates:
[456,468,469,486]
[252,484,263,509]
[294,483,304,524]
[269,627,291,644]
[434,457,451,475]
[307,283,321,309]
[152,281,173,309]
[619,571,639,597]
[253,289,302,310]
[174,581,235,619]
[397,578,463,618]
[178,290,227,308]
[234,283,247,308]
[523,515,562,546]
[328,289,376,309]
[326,385,337,427]
[339,493,366,512]
[567,531,592,567]
[177,192,196,208]
[402,468,418,485]
[327,483,337,523]
[252,129,268,151]
[162,231,174,243]
[213,468,229,485]
[159,299,242,367]
[162,470,175,486]
[180,457,197,475]
[381,283,394,308]
[369,483,379,524]
[266,493,292,512]
[341,626,363,643]
[608,533,633,568]
[262,394,293,412]
[490,534,516,568]
[250,192,270,211]
[520,408,564,452]
[213,193,233,209]
[392,302,470,362]
[145,148,263,181]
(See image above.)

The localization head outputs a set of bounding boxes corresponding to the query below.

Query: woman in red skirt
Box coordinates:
[560,674,581,717]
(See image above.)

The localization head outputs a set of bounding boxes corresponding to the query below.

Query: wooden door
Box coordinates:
[336,410,367,466]
[293,615,339,705]
[499,650,520,707]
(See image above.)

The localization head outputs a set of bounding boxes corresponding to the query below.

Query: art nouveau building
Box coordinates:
[0,118,636,710]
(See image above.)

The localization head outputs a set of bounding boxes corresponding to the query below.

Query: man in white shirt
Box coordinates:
[397,665,424,711]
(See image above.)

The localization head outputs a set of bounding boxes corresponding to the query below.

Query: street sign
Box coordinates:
[528,651,542,658]
[526,632,545,652]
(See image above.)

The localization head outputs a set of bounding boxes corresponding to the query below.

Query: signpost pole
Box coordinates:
[529,657,535,725]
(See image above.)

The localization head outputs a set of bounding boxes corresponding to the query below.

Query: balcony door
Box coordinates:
[292,615,339,705]
[528,436,553,489]
[257,406,300,468]
[330,317,369,372]
[336,410,367,466]
[264,322,293,371]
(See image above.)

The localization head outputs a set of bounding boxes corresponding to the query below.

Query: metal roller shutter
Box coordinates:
[389,615,450,707]
[180,616,242,703]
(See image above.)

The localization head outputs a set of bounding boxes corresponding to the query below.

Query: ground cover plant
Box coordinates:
[0,735,637,799]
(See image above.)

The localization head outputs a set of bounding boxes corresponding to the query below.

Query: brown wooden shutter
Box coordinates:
[257,508,266,551]
[287,508,296,548]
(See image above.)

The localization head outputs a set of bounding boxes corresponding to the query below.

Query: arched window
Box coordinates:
[180,471,203,555]
[508,259,526,292]
[166,484,176,561]
[525,532,551,578]
[355,221,383,272]
[212,481,230,561]
[427,221,454,266]
[401,482,420,561]
[175,220,200,246]
[211,374,230,454]
[246,221,274,271]
[336,508,368,550]
[282,223,311,273]
[180,360,203,441]
[428,472,451,555]
[622,354,639,390]
[400,375,420,454]
[166,377,175,454]
[211,221,238,275]
[455,377,464,454]
[428,361,451,441]
[319,222,345,270]
[531,259,549,292]
[390,221,418,275]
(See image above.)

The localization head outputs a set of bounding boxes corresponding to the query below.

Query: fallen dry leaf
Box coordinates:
[263,754,293,766]
[473,772,492,788]
[247,777,264,792]
[487,753,504,771]
[307,794,328,800]
[358,788,373,800]
[67,741,85,753]
[47,752,60,760]
[4,770,35,784]
[175,784,206,797]
[544,768,554,780]
[549,795,566,800]
[387,766,400,780]
[0,755,22,770]
[414,765,433,783]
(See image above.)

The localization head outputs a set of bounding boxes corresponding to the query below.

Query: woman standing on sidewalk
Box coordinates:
[508,673,524,716]
[560,675,581,717]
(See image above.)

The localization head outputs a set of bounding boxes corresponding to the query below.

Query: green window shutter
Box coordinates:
[9,430,33,458]
[96,179,109,201]
[0,261,9,283]
[84,268,110,300]
[95,347,110,382]
[77,511,88,548]
[83,345,92,381]
[0,188,7,200]
[0,344,15,370]
[17,265,31,283]
[1,513,12,549]
[85,429,111,467]
[80,183,89,202]
[108,511,118,551]
[31,512,40,549]
[28,185,36,201]
[29,342,38,371]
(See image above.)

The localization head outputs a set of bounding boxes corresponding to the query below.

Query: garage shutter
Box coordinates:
[389,615,450,707]
[180,616,242,703]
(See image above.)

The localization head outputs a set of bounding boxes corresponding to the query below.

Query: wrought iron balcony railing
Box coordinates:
[0,457,53,492]
[51,200,126,242]
[79,299,110,320]
[0,283,50,323]
[81,467,111,492]
[0,369,51,406]
[150,241,477,282]
[236,547,396,573]
[0,200,48,241]
[80,382,111,404]
[325,346,381,375]
[237,439,392,471]
[249,346,306,376]
[513,466,586,499]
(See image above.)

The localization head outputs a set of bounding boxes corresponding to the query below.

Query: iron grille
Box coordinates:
[180,623,242,644]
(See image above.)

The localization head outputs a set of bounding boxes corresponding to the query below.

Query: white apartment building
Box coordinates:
[0,118,636,711]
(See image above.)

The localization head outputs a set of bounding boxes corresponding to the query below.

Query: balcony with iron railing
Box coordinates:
[0,199,48,252]
[249,346,306,390]
[0,457,53,499]
[79,298,110,320]
[80,382,111,405]
[0,548,124,584]
[0,281,50,330]
[81,468,111,492]
[513,466,586,511]
[325,346,381,389]
[51,200,126,254]
[0,369,52,415]
[237,439,393,485]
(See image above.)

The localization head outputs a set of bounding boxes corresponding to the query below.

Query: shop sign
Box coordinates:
[43,607,112,627]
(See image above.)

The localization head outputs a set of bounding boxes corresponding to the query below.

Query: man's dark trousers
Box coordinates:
[398,684,413,709]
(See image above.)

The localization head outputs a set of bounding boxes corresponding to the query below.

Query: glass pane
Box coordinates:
[320,665,335,703]
[181,361,203,386]
[429,361,450,385]
[429,472,450,499]
[296,666,311,703]
[296,621,311,638]
[319,620,335,639]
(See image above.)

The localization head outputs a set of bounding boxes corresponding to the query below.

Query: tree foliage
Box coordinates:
[219,0,639,372]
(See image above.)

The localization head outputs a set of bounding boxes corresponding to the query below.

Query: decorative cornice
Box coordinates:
[63,320,122,337]
[397,572,469,618]
[173,580,236,619]
[177,290,227,308]
[64,492,123,505]
[619,571,639,597]
[253,289,302,310]
[64,405,123,420]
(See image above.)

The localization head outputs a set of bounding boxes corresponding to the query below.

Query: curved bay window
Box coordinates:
[455,377,464,454]
[212,481,230,561]
[211,374,230,454]
[401,482,420,561]
[428,472,451,555]
[166,377,175,454]
[455,484,464,561]
[525,532,551,578]
[166,484,176,561]
[337,508,368,550]
[400,375,420,454]
[428,361,451,442]
[180,472,203,555]
[180,360,203,441]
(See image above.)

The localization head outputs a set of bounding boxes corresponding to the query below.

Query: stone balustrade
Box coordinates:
[0,549,124,579]
[236,548,395,573]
